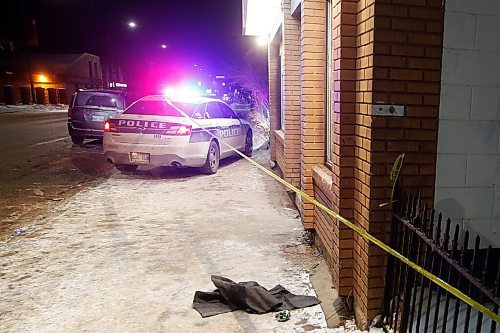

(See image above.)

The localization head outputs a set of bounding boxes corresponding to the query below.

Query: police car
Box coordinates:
[103,95,253,174]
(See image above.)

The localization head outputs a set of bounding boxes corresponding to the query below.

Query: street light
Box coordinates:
[37,74,48,83]
[161,44,167,49]
[127,21,137,28]
[257,35,268,46]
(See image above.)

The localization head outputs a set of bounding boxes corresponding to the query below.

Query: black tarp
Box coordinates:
[192,275,321,318]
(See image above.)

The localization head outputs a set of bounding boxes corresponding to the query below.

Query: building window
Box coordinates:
[88,61,93,78]
[325,0,333,165]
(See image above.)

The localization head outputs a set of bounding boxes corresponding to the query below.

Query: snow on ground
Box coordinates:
[330,319,387,333]
[0,104,68,113]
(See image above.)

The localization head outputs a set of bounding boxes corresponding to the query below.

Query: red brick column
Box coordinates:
[330,0,359,296]
[300,0,326,229]
[282,0,302,187]
[268,35,281,162]
[350,0,444,327]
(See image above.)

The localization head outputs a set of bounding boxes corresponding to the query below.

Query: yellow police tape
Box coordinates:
[182,112,499,323]
[225,143,499,323]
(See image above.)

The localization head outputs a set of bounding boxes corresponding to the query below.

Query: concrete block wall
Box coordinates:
[436,0,500,247]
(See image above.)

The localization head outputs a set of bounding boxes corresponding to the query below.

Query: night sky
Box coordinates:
[0,0,266,92]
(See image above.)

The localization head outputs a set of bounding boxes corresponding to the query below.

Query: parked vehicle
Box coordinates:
[103,95,253,174]
[67,90,127,144]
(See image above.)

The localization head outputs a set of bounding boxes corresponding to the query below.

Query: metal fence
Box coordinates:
[382,191,500,333]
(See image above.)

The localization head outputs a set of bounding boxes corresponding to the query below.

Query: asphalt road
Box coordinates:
[0,110,114,236]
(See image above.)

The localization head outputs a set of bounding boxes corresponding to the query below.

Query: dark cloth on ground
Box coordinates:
[192,275,321,317]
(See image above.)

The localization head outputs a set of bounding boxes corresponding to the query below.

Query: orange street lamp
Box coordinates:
[37,74,48,83]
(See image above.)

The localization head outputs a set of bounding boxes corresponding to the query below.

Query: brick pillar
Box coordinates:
[351,0,377,326]
[350,0,444,327]
[268,35,281,162]
[282,0,301,187]
[300,0,326,229]
[329,0,359,296]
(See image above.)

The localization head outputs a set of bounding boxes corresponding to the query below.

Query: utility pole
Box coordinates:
[19,0,36,103]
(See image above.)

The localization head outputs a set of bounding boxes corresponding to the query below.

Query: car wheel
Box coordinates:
[71,135,84,144]
[244,131,253,157]
[115,164,138,173]
[201,140,220,174]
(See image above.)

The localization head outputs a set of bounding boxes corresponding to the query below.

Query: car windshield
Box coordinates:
[74,92,125,109]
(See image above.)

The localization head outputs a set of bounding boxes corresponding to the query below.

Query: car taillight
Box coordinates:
[176,125,192,136]
[67,107,72,119]
[104,120,110,132]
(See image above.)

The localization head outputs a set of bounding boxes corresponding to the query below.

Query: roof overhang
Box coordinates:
[242,0,281,37]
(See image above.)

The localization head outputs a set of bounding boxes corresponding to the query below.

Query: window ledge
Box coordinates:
[312,164,333,192]
[274,129,285,145]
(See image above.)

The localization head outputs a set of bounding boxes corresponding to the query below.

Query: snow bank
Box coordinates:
[0,104,68,113]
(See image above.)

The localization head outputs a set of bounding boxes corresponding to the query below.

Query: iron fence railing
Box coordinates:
[382,190,500,333]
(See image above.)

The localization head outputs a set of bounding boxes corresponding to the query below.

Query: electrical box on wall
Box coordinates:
[372,104,405,116]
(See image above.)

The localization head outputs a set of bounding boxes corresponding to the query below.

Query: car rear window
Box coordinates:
[124,100,186,117]
[75,92,125,109]
[123,100,202,118]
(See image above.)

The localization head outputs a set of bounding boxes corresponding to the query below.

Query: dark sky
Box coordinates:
[0,0,266,90]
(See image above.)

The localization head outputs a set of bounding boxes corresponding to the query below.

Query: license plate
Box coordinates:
[92,115,105,122]
[130,152,150,163]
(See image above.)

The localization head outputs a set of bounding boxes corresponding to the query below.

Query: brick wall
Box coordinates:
[350,0,444,326]
[310,0,357,299]
[268,34,281,162]
[282,0,302,187]
[351,0,377,326]
[300,0,326,229]
[330,0,358,297]
[264,0,443,326]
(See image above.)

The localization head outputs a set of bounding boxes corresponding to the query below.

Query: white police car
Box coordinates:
[103,95,253,174]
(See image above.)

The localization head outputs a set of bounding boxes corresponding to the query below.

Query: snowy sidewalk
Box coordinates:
[0,151,338,332]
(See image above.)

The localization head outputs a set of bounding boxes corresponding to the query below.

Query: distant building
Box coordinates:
[103,64,127,91]
[0,52,103,104]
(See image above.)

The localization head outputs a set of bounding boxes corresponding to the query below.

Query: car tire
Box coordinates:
[71,135,84,144]
[244,131,253,157]
[201,140,220,174]
[115,164,138,173]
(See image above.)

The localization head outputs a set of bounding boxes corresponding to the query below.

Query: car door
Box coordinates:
[189,102,214,144]
[218,102,244,151]
[205,102,230,156]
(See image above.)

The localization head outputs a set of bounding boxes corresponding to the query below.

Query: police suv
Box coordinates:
[103,95,253,174]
